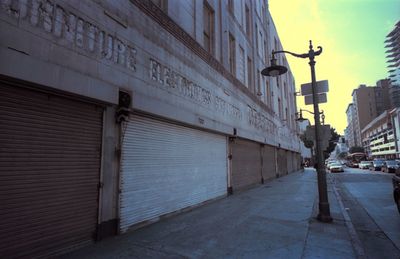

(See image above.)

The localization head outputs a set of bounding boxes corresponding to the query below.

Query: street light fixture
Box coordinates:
[297,109,325,125]
[261,40,332,223]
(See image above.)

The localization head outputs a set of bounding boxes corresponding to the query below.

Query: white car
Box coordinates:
[359,161,373,169]
[327,161,339,170]
[330,163,344,173]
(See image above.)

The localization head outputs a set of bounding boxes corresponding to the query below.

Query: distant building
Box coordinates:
[351,85,378,146]
[375,79,392,115]
[385,21,400,107]
[346,104,356,148]
[346,82,391,149]
[361,110,396,159]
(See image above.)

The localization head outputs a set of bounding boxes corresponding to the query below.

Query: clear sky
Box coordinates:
[269,0,400,134]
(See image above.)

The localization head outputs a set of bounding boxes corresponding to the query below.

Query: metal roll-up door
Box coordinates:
[231,138,262,190]
[262,145,276,181]
[278,149,287,177]
[119,115,227,232]
[0,83,103,258]
[287,152,293,173]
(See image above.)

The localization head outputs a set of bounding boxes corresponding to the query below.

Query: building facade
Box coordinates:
[361,110,396,159]
[346,82,391,149]
[0,0,301,257]
[385,20,400,107]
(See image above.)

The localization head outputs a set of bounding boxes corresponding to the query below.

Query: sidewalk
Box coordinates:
[64,169,357,259]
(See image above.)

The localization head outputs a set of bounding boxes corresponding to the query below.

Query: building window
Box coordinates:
[247,56,253,91]
[239,46,245,83]
[255,23,258,54]
[228,0,234,14]
[245,4,251,39]
[229,33,236,76]
[257,69,261,96]
[151,0,167,12]
[203,2,214,55]
[278,98,282,118]
[264,40,269,64]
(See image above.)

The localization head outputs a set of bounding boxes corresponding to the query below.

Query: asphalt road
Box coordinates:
[332,166,400,258]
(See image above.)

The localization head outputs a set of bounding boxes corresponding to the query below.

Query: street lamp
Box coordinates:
[297,109,325,125]
[261,40,332,223]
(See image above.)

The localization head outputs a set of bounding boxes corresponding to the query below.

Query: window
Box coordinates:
[264,40,268,64]
[255,23,258,54]
[278,98,282,119]
[257,69,261,96]
[239,46,245,83]
[245,4,251,39]
[247,57,253,90]
[151,0,167,12]
[266,80,272,107]
[229,33,236,76]
[203,2,214,55]
[228,0,234,14]
[284,82,288,98]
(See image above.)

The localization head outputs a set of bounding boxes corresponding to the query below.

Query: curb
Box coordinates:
[331,177,366,259]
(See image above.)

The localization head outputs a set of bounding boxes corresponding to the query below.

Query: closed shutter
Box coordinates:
[119,115,227,232]
[278,149,287,176]
[231,138,262,190]
[287,152,293,173]
[0,83,103,258]
[262,145,276,181]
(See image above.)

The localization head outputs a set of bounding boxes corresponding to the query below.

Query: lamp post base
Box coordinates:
[317,202,333,222]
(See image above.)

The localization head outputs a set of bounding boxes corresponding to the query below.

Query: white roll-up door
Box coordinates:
[119,115,227,232]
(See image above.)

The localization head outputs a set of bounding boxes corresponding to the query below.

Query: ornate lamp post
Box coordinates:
[261,40,332,223]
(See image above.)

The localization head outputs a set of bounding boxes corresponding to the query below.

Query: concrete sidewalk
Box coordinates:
[64,169,357,259]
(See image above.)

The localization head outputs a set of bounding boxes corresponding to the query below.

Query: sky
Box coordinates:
[269,0,400,134]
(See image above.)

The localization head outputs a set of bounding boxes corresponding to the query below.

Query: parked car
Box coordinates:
[330,163,344,173]
[369,160,384,171]
[359,161,373,169]
[392,173,400,214]
[326,161,339,170]
[381,160,400,173]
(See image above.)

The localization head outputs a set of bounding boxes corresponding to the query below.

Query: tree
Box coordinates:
[338,152,348,159]
[299,133,314,148]
[349,146,364,154]
[323,127,340,158]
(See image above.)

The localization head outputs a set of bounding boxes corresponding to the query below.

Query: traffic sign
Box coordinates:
[301,80,329,96]
[304,93,327,105]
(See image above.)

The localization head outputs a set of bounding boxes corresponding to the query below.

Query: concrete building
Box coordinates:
[375,79,392,115]
[361,110,396,159]
[345,80,392,152]
[346,103,357,148]
[390,108,400,158]
[385,20,400,107]
[0,0,301,257]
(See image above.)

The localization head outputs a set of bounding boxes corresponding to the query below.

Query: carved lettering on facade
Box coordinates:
[248,105,276,135]
[1,0,137,72]
[149,58,241,120]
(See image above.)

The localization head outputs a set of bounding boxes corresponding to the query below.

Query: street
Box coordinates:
[332,166,400,258]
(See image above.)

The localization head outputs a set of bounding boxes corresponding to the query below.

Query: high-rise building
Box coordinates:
[346,80,391,149]
[385,21,400,107]
[375,79,392,115]
[346,104,356,148]
[351,85,378,146]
